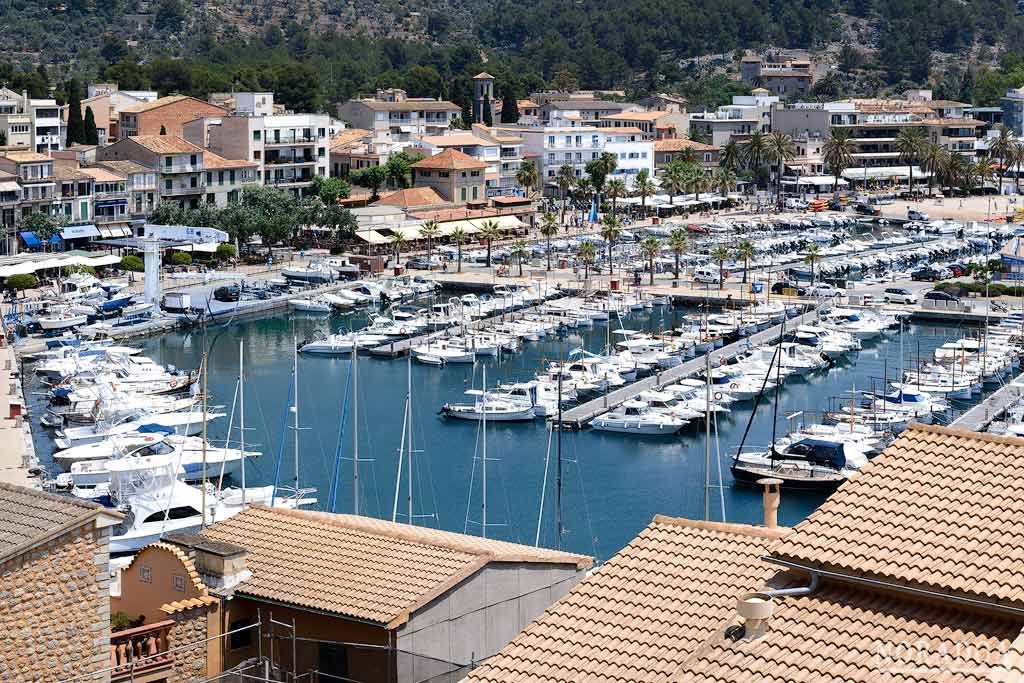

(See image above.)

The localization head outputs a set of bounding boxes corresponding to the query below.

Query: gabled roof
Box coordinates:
[79,167,125,183]
[411,148,487,171]
[655,138,718,153]
[349,99,460,113]
[119,94,224,115]
[419,134,492,148]
[769,423,1024,608]
[127,135,203,155]
[466,517,786,683]
[2,151,52,163]
[474,72,495,80]
[201,506,589,628]
[95,160,151,175]
[0,482,121,564]
[202,151,257,170]
[672,583,1024,683]
[375,187,447,208]
[602,111,670,121]
[329,128,371,151]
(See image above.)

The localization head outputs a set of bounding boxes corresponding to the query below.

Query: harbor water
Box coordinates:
[28,303,993,562]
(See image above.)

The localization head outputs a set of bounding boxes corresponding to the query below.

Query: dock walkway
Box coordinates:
[559,307,820,428]
[951,377,1024,431]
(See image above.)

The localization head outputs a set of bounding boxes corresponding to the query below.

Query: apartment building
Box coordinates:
[95,160,159,219]
[119,95,227,139]
[80,166,131,230]
[1002,88,1024,136]
[0,87,31,148]
[52,165,94,224]
[202,152,259,207]
[597,110,689,140]
[338,89,461,141]
[411,149,488,204]
[739,53,819,96]
[328,128,380,177]
[0,89,67,152]
[188,112,331,195]
[654,138,720,172]
[542,99,639,126]
[0,171,20,245]
[0,151,55,220]
[99,135,207,209]
[602,129,654,188]
[412,125,525,198]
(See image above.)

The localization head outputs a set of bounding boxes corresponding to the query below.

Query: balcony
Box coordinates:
[264,135,317,146]
[162,182,205,196]
[163,164,201,174]
[264,155,316,166]
[266,174,313,186]
[110,620,174,683]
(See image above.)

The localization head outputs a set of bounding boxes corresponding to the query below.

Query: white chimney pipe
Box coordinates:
[736,592,775,640]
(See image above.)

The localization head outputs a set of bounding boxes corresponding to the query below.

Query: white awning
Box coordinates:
[60,224,100,240]
[354,229,390,244]
[437,220,479,235]
[172,242,219,253]
[794,175,848,186]
[98,226,132,238]
[842,166,928,181]
[0,181,20,193]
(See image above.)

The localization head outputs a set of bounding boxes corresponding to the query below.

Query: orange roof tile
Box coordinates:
[672,583,1024,683]
[79,167,124,183]
[330,128,371,151]
[201,506,589,627]
[128,135,204,155]
[119,94,225,115]
[2,151,52,163]
[769,423,1024,608]
[375,187,447,208]
[655,138,718,153]
[411,148,487,171]
[202,150,257,170]
[466,517,786,683]
[602,111,670,121]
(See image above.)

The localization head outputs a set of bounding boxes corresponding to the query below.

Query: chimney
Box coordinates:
[734,592,775,640]
[162,532,251,594]
[757,477,782,528]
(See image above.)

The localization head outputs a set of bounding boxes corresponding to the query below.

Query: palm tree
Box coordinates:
[390,232,407,266]
[640,236,662,285]
[668,228,688,280]
[989,124,1013,194]
[721,139,742,173]
[556,164,576,223]
[418,219,440,271]
[516,160,539,198]
[600,214,622,278]
[688,166,709,203]
[661,161,688,203]
[765,131,796,206]
[710,245,730,290]
[573,177,594,223]
[974,158,994,192]
[736,239,755,284]
[606,178,627,216]
[713,167,737,195]
[450,226,467,272]
[1011,142,1024,191]
[539,212,559,271]
[479,219,501,267]
[634,168,656,216]
[743,131,768,179]
[895,127,926,196]
[804,244,822,285]
[511,239,530,276]
[821,130,856,194]
[919,142,945,196]
[578,240,597,280]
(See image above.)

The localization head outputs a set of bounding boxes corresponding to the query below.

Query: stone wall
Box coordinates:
[168,605,212,683]
[0,521,112,682]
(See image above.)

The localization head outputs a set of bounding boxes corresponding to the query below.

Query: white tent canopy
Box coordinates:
[792,175,848,186]
[0,252,121,278]
[842,166,929,181]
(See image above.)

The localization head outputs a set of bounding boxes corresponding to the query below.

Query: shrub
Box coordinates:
[170,252,192,266]
[215,243,237,261]
[67,265,96,276]
[6,274,38,291]
[120,255,144,272]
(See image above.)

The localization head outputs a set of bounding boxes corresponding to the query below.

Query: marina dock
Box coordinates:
[558,306,820,428]
[951,377,1024,431]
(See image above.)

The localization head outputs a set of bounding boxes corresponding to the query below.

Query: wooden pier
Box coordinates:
[951,378,1024,431]
[558,307,821,429]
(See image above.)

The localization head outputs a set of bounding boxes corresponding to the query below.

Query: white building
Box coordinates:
[602,129,654,189]
[690,90,779,147]
[29,99,66,153]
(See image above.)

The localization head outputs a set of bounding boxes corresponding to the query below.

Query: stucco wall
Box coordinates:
[0,522,113,682]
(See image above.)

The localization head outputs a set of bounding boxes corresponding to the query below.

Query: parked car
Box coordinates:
[908,208,930,221]
[854,202,879,216]
[771,280,806,295]
[946,263,967,277]
[805,283,846,298]
[828,198,845,211]
[213,285,241,303]
[693,267,719,284]
[923,290,960,304]
[911,267,942,282]
[883,287,918,304]
[784,197,809,210]
[405,258,432,270]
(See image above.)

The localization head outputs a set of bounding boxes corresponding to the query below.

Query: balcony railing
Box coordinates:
[264,156,316,166]
[163,183,205,195]
[110,620,174,683]
[264,135,316,146]
[164,164,201,174]
[266,175,313,186]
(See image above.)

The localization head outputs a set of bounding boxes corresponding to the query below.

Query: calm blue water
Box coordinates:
[31,304,983,562]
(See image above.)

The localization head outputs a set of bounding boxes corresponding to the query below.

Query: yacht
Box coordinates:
[590,400,688,435]
[290,298,332,313]
[441,392,536,421]
[298,331,390,355]
[732,438,869,489]
[282,261,337,283]
[53,409,220,450]
[412,339,475,364]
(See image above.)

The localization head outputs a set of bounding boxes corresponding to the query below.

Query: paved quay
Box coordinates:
[951,376,1024,431]
[0,344,38,486]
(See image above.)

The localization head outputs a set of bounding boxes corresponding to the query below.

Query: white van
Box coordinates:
[693,266,719,284]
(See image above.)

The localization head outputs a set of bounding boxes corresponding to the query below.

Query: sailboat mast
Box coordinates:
[201,348,208,527]
[556,350,564,550]
[482,365,488,539]
[353,348,360,515]
[703,351,711,521]
[407,351,413,526]
[240,339,246,505]
[293,337,300,493]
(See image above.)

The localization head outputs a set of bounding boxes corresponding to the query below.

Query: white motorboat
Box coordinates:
[290,298,332,313]
[52,432,257,476]
[37,310,89,331]
[412,339,475,364]
[441,392,536,421]
[53,409,220,450]
[282,261,337,283]
[590,400,688,435]
[298,331,390,355]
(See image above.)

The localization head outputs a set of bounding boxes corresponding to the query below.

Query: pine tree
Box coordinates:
[83,106,99,145]
[500,91,519,123]
[66,78,84,145]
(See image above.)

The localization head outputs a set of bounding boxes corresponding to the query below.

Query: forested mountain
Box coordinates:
[3,0,1024,110]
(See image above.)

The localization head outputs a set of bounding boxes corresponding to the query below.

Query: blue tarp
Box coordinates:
[137,423,175,435]
[49,234,62,245]
[19,231,41,248]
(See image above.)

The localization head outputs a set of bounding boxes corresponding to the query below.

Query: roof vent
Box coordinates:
[757,477,782,529]
[735,592,775,640]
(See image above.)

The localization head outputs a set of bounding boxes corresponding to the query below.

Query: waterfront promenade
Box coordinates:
[0,345,37,486]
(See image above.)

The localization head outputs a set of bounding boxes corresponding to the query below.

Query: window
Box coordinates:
[547,153,555,163]
[575,135,582,146]
[564,136,571,146]
[575,152,582,162]
[470,170,480,177]
[460,187,467,201]
[173,575,186,592]
[142,506,200,523]
[229,619,255,650]
[641,152,648,159]
[591,152,598,160]
[190,155,197,166]
[253,130,261,141]
[80,201,88,218]
[229,170,236,183]
[318,128,326,138]
[253,150,261,161]
[207,193,216,204]
[548,135,555,146]
[318,147,325,158]
[461,171,467,178]
[165,157,172,169]
[190,176,197,188]
[547,170,555,177]
[218,171,225,186]
[206,172,213,185]
[164,179,172,191]
[139,566,152,583]
[592,135,599,147]
[472,186,478,200]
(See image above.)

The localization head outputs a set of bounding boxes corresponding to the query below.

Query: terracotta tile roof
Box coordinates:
[419,134,492,147]
[602,127,647,136]
[770,423,1024,608]
[0,482,119,563]
[79,167,125,183]
[465,517,786,683]
[603,111,670,121]
[329,128,371,151]
[119,94,224,115]
[202,150,257,169]
[655,138,718,153]
[201,506,589,627]
[53,166,92,181]
[411,148,487,171]
[353,100,460,113]
[517,100,539,109]
[95,160,152,175]
[672,583,1024,683]
[2,151,52,163]
[375,187,447,207]
[129,135,204,155]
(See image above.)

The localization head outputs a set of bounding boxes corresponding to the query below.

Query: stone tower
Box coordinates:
[472,72,495,124]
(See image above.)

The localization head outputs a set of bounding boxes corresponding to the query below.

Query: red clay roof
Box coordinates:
[411,148,487,171]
